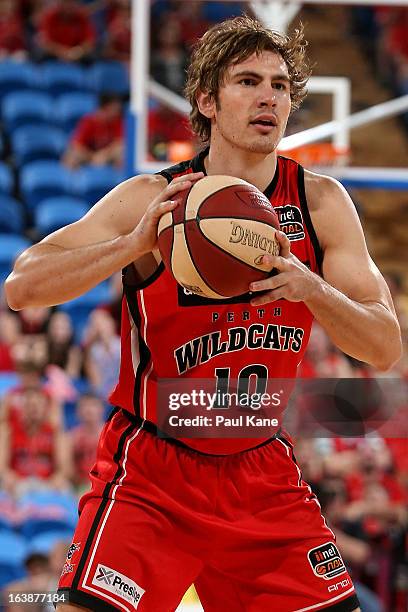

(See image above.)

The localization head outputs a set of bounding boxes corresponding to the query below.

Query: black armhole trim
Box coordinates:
[264,158,280,199]
[297,165,323,273]
[57,587,119,612]
[322,593,360,611]
[158,169,174,183]
[123,286,152,420]
[123,261,165,291]
[71,419,138,590]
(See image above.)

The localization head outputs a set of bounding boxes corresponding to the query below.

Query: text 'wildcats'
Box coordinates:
[174,323,305,374]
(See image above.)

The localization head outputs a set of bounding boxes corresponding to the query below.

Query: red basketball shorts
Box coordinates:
[57,408,360,612]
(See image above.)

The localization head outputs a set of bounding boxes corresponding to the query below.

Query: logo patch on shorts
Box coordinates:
[92,564,145,608]
[66,542,81,561]
[61,562,74,576]
[307,542,346,580]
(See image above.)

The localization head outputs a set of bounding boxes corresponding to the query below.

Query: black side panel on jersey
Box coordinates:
[122,282,152,420]
[297,165,323,272]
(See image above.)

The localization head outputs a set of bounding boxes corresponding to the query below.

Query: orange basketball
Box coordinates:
[158,175,280,299]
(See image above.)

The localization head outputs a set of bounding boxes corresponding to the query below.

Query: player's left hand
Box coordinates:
[249,231,321,305]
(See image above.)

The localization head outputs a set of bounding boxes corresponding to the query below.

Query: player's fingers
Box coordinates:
[275,230,291,257]
[249,273,288,293]
[164,179,194,198]
[262,253,290,272]
[249,264,289,291]
[170,171,204,185]
[250,288,284,306]
[149,199,178,220]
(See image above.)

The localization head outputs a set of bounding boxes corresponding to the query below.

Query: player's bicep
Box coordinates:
[322,245,395,314]
[309,173,395,313]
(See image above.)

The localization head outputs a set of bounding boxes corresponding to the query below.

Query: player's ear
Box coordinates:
[196,90,216,119]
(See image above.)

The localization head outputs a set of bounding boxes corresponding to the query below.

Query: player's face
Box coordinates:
[212,51,292,154]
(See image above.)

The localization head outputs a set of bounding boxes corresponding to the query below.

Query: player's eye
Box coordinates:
[239,78,256,86]
[273,82,288,91]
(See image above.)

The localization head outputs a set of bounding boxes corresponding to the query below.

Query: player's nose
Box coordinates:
[257,86,277,107]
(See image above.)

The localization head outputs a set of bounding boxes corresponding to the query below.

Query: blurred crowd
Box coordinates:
[0,0,130,64]
[351,6,408,130]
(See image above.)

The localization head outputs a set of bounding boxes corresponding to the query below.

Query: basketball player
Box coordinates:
[5,16,401,612]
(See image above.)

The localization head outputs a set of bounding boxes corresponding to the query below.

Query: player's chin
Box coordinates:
[247,138,279,154]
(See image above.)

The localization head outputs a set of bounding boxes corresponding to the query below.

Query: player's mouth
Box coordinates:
[249,115,278,133]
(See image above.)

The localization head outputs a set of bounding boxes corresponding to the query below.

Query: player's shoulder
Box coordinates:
[114,172,168,202]
[303,169,361,250]
[121,172,168,190]
[303,168,348,211]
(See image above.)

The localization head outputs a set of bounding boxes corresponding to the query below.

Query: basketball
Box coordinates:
[158,175,280,299]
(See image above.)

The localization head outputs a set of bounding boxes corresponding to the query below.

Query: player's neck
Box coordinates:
[204,142,277,193]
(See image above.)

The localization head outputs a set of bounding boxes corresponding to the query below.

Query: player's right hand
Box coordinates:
[131,172,204,255]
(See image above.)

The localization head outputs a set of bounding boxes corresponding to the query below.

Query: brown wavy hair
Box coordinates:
[185,16,311,143]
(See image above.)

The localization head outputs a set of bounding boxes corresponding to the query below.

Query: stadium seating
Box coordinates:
[2,91,54,133]
[0,235,30,282]
[19,491,78,539]
[74,165,125,205]
[55,92,98,133]
[34,197,89,237]
[39,61,87,96]
[28,530,74,555]
[0,162,13,194]
[11,125,67,167]
[59,282,111,339]
[0,373,19,397]
[0,195,24,233]
[20,161,73,210]
[88,61,129,95]
[0,60,36,101]
[0,532,27,587]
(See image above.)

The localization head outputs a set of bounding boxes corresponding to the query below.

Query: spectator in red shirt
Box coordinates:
[0,311,21,371]
[46,312,82,379]
[63,93,124,168]
[149,103,193,145]
[69,392,105,491]
[0,0,27,60]
[103,0,130,62]
[0,387,72,496]
[18,305,50,335]
[36,0,96,63]
[1,359,62,428]
[149,103,195,160]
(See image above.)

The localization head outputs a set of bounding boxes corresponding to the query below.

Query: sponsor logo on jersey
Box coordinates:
[174,324,304,374]
[92,564,145,608]
[66,542,81,561]
[274,204,305,241]
[328,578,351,593]
[308,542,347,580]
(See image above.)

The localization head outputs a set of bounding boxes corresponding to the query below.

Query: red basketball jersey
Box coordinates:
[110,149,322,454]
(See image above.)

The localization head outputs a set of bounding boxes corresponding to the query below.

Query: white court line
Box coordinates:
[176,604,203,612]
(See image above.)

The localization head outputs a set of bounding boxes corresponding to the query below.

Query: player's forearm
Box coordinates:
[5,234,139,310]
[305,279,402,371]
